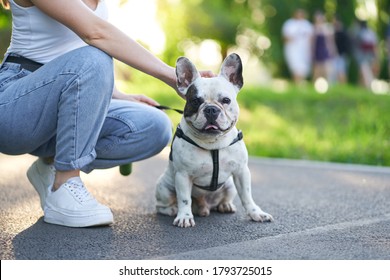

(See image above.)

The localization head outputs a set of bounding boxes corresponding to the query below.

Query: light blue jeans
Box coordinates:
[0,46,172,173]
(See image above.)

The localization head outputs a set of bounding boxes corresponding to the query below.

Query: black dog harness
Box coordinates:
[169,126,243,192]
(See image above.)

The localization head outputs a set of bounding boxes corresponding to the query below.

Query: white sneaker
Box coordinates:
[44,177,114,227]
[27,158,56,210]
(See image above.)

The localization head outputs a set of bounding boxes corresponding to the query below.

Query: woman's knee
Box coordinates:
[151,111,172,150]
[96,103,172,161]
[74,46,112,66]
[65,46,114,92]
[125,107,172,155]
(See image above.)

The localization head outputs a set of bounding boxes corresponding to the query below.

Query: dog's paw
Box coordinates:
[157,206,178,217]
[173,213,196,228]
[198,206,210,217]
[217,202,237,213]
[248,206,273,222]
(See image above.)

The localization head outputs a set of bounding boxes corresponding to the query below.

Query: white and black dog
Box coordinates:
[156,53,273,227]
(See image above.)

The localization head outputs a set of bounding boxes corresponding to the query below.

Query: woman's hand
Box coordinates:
[199,70,216,78]
[112,86,159,107]
[174,70,216,99]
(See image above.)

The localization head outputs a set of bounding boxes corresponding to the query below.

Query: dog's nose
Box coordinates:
[204,105,221,120]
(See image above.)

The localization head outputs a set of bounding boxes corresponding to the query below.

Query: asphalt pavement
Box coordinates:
[1,149,390,260]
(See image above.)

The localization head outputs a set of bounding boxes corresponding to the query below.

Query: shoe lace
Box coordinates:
[66,181,94,204]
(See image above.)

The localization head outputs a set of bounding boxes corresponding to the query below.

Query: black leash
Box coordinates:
[155,105,183,114]
[120,104,182,176]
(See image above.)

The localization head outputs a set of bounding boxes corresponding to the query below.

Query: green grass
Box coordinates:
[237,84,390,166]
[119,76,390,166]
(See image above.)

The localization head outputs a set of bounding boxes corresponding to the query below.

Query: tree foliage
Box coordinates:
[156,0,362,77]
[2,0,390,80]
[0,7,11,58]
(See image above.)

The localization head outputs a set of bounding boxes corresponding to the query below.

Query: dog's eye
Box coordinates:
[191,98,202,107]
[222,97,231,105]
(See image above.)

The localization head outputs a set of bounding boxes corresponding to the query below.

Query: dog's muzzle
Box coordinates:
[203,105,221,122]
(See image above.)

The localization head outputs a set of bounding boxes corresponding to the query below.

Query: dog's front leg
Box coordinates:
[233,166,273,222]
[173,172,195,227]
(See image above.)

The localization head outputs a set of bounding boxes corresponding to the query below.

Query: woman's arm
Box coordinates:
[31,0,177,90]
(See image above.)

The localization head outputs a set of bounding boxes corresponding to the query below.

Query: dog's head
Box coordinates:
[176,53,243,136]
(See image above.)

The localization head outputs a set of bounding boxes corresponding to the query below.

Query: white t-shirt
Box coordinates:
[6,0,108,64]
[282,18,314,77]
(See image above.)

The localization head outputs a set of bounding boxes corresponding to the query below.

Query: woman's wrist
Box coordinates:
[155,65,179,94]
[161,65,177,90]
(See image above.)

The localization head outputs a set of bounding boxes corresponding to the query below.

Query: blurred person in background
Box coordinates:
[332,15,352,84]
[385,21,390,80]
[311,11,336,83]
[282,9,314,84]
[353,20,379,89]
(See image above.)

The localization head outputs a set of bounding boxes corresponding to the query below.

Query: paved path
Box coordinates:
[1,150,390,260]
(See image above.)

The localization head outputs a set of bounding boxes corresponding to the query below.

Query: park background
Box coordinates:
[1,0,389,166]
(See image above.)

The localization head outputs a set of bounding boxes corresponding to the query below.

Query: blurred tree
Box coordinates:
[376,0,390,78]
[157,0,359,78]
[2,0,388,82]
[157,0,269,65]
[184,0,249,58]
[0,7,11,60]
[377,0,390,34]
[156,0,191,65]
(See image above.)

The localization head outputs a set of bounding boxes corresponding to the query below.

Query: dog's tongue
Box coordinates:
[205,124,219,130]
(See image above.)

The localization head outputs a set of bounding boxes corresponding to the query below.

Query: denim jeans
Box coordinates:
[0,46,172,173]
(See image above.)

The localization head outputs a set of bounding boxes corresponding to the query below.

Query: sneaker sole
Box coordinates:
[44,208,114,228]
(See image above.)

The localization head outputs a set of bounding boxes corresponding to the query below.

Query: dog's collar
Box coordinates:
[169,125,243,192]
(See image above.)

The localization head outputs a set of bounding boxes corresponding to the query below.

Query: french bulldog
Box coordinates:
[155,53,273,228]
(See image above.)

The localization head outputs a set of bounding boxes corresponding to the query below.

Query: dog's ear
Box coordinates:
[176,57,201,95]
[219,53,243,91]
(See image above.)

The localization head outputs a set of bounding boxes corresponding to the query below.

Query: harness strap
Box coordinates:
[175,126,201,148]
[170,126,243,191]
[210,149,219,191]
